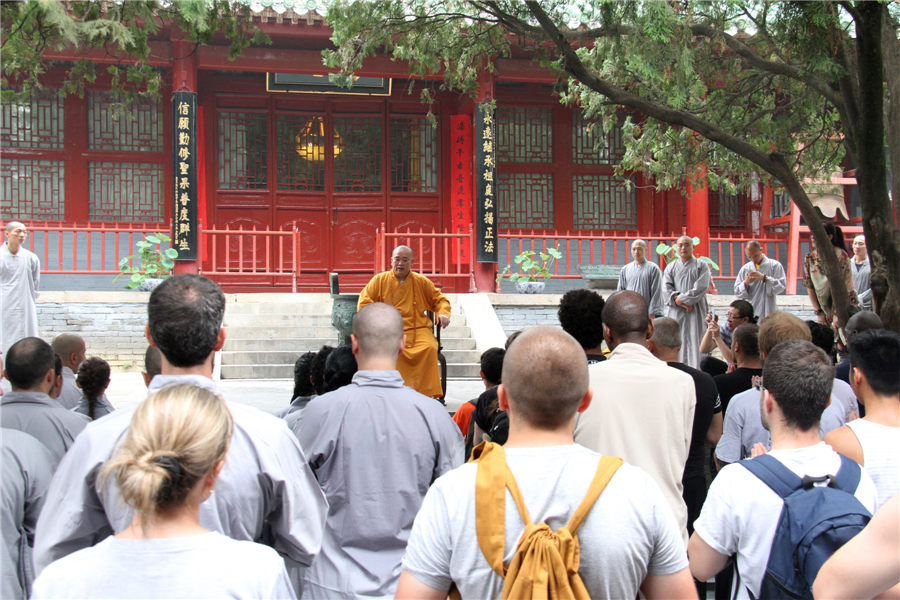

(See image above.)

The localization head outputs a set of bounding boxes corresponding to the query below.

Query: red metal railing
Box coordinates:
[200,224,302,293]
[374,222,476,291]
[19,221,169,274]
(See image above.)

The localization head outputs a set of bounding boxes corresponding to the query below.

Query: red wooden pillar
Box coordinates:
[685,168,710,258]
[172,39,200,275]
[473,68,496,293]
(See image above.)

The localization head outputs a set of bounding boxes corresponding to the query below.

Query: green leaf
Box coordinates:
[145,234,160,244]
[164,248,179,259]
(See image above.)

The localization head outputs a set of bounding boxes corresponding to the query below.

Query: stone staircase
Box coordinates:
[219,294,482,381]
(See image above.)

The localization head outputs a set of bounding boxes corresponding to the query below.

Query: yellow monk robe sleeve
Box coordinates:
[358,272,385,310]
[421,274,451,319]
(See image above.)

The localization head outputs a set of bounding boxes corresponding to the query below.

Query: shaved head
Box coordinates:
[602,291,650,339]
[51,333,86,369]
[352,302,404,359]
[650,317,681,349]
[501,326,588,430]
[6,220,25,233]
[845,311,883,338]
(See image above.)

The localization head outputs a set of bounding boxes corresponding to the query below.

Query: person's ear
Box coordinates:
[398,333,407,356]
[213,328,226,352]
[497,384,509,411]
[645,319,654,340]
[145,324,156,347]
[576,388,593,413]
[350,334,360,355]
[602,323,612,345]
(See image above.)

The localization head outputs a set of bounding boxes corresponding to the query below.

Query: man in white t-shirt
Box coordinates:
[396,326,696,600]
[689,339,878,600]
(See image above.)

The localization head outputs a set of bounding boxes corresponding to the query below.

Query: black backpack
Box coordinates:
[738,454,871,599]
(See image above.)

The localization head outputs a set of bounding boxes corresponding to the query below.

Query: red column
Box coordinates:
[685,168,710,258]
[473,67,496,293]
[172,40,200,275]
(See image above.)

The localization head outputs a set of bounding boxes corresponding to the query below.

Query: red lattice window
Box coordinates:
[497,172,554,229]
[572,112,625,166]
[218,111,268,189]
[276,114,326,191]
[709,190,749,230]
[334,116,382,192]
[496,106,552,164]
[1,159,65,220]
[390,117,437,193]
[1,90,64,150]
[573,174,636,230]
[87,91,162,152]
[88,162,163,222]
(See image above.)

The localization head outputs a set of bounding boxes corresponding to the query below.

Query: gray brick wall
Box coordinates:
[37,302,148,369]
[493,305,561,336]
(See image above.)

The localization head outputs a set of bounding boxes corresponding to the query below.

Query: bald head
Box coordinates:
[352,303,404,361]
[601,291,650,347]
[845,311,883,339]
[650,317,681,349]
[51,333,86,370]
[6,220,25,233]
[501,326,589,430]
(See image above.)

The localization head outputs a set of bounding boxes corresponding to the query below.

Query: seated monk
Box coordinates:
[358,245,449,398]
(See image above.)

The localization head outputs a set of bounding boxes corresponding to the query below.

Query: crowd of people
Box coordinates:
[1,225,897,599]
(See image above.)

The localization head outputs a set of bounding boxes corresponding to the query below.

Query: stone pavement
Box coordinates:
[106,371,482,416]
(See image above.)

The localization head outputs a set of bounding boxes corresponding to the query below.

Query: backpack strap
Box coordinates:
[740,454,802,500]
[565,456,623,533]
[473,441,512,577]
[832,454,861,492]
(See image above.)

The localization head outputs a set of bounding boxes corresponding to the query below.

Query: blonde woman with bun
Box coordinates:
[32,384,297,599]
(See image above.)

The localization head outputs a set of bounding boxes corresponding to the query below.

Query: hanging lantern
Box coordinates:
[295,116,342,161]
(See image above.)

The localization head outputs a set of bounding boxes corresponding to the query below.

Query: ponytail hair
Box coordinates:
[76,357,110,419]
[97,384,233,522]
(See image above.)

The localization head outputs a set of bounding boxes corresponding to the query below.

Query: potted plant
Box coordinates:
[655,236,720,294]
[495,245,563,293]
[115,233,179,291]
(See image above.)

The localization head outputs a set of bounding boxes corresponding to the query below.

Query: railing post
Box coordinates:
[786,202,801,294]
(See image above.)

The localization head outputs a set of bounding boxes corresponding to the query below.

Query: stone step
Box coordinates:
[224,314,334,327]
[226,324,472,340]
[223,336,477,352]
[221,362,481,380]
[219,348,481,366]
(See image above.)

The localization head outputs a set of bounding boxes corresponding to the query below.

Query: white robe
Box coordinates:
[617,260,665,316]
[664,257,710,369]
[733,255,787,320]
[0,243,40,356]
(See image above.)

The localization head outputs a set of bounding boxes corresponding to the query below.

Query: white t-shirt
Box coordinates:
[694,442,878,599]
[401,444,688,599]
[32,531,297,599]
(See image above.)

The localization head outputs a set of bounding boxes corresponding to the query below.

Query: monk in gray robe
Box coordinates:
[1,221,40,356]
[299,303,463,599]
[617,239,665,317]
[664,236,710,369]
[33,275,327,597]
[2,428,54,600]
[733,240,786,320]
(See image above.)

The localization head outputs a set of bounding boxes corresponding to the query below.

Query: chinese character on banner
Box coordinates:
[450,115,473,263]
[474,103,497,263]
[171,92,197,260]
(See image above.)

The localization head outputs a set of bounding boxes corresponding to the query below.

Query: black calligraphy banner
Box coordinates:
[474,103,497,263]
[172,91,198,260]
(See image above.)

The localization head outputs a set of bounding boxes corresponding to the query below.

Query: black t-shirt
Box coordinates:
[472,386,508,446]
[667,361,721,481]
[714,367,762,413]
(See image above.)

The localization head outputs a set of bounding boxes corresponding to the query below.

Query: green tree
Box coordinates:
[325,0,899,331]
[1,0,268,108]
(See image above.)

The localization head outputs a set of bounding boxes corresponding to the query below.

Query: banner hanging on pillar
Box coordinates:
[450,115,473,263]
[172,91,198,260]
[474,103,497,263]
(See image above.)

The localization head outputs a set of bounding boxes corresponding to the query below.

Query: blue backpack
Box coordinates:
[739,454,871,599]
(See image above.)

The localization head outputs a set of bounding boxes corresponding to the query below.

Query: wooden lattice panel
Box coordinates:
[572,112,625,166]
[709,189,749,230]
[572,174,636,230]
[88,162,163,222]
[390,117,437,193]
[496,106,553,164]
[497,172,554,229]
[218,112,268,189]
[334,116,382,192]
[1,90,64,150]
[0,159,65,220]
[276,114,326,191]
[88,91,162,152]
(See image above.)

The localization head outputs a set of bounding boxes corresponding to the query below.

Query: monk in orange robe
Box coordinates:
[358,245,450,398]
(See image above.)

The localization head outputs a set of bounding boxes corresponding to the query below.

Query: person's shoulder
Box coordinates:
[226,400,302,436]
[210,532,285,565]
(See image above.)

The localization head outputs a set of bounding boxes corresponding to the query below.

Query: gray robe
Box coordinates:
[2,429,54,600]
[33,373,328,595]
[298,370,464,599]
[0,392,89,464]
[55,367,81,411]
[733,255,787,320]
[617,260,665,316]
[664,257,710,369]
[853,257,872,310]
[1,243,40,356]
